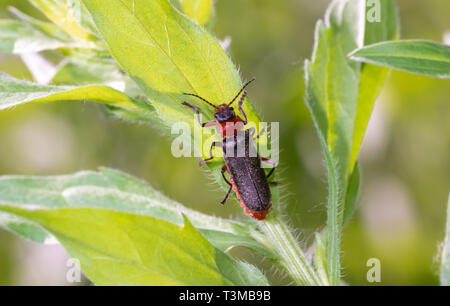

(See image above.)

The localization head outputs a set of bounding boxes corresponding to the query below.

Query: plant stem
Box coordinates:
[256,211,323,286]
[319,136,342,286]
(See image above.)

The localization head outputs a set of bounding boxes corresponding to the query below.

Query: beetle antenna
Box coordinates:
[227,77,256,107]
[183,93,217,109]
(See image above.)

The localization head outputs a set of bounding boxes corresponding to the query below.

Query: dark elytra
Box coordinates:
[223,130,272,212]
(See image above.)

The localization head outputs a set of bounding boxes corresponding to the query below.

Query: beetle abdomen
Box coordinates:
[228,174,271,220]
[223,130,272,219]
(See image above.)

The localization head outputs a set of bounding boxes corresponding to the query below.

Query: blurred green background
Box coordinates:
[0,0,449,285]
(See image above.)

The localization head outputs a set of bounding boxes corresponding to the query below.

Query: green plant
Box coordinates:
[0,0,449,286]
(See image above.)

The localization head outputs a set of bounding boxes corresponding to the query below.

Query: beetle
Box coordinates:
[181,78,276,220]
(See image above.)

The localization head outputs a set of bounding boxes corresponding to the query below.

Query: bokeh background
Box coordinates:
[0,0,449,285]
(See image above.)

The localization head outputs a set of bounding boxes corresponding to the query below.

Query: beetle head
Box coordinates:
[214,105,236,123]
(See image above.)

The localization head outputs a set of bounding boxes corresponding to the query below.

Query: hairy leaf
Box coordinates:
[80,0,263,157]
[343,162,360,224]
[0,205,268,285]
[305,0,397,221]
[0,168,275,258]
[320,134,341,286]
[305,0,397,182]
[79,0,269,197]
[304,0,398,285]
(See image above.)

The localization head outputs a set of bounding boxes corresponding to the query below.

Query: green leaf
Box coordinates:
[100,104,166,127]
[30,0,99,42]
[0,72,163,126]
[181,0,215,27]
[305,0,364,184]
[441,194,450,286]
[305,0,397,183]
[0,72,143,111]
[0,19,77,54]
[8,7,73,41]
[349,40,450,78]
[0,205,268,285]
[342,162,360,224]
[0,167,275,258]
[80,0,267,196]
[349,0,398,174]
[169,0,183,10]
[0,212,51,244]
[51,57,123,85]
[80,0,263,159]
[50,58,151,115]
[364,0,398,46]
[305,0,396,213]
[304,0,397,284]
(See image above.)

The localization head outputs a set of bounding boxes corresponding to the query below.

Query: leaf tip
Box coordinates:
[181,213,194,229]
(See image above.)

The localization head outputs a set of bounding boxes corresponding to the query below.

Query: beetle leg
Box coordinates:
[221,185,233,205]
[181,102,215,127]
[238,90,248,125]
[200,141,222,167]
[261,157,278,184]
[219,166,233,205]
[221,166,232,186]
[267,168,279,186]
[266,167,275,180]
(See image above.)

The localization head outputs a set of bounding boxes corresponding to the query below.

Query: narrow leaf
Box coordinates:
[0,72,163,127]
[8,7,73,42]
[305,0,366,185]
[0,19,77,54]
[303,0,364,286]
[0,212,51,244]
[305,0,397,181]
[305,2,398,269]
[343,162,360,224]
[349,0,398,174]
[0,72,141,111]
[349,40,450,78]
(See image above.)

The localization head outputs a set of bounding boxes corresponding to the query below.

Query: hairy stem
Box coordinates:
[256,211,323,286]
